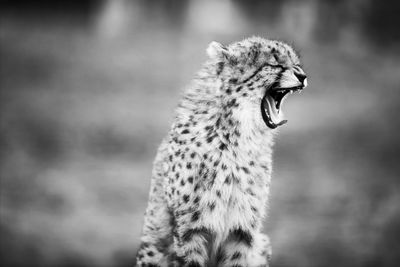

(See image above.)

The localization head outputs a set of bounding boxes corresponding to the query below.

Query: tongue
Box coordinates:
[265,95,286,125]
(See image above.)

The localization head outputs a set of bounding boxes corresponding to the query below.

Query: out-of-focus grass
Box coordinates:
[1,1,400,267]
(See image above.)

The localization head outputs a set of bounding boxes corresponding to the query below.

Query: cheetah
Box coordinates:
[136,36,307,267]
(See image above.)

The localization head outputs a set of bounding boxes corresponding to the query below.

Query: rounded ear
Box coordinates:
[206,41,230,60]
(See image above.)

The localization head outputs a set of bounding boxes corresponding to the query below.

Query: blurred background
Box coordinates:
[1,0,400,266]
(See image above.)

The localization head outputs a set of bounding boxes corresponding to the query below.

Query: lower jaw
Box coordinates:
[260,95,287,129]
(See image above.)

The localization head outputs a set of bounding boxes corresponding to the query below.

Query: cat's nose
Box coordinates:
[295,72,307,84]
[293,66,307,87]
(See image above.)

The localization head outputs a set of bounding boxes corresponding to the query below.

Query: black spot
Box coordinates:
[182,227,213,243]
[229,228,253,246]
[193,196,200,204]
[196,142,202,147]
[242,167,250,174]
[224,175,231,184]
[186,162,192,169]
[223,133,230,141]
[147,251,154,257]
[171,253,185,266]
[216,62,224,75]
[191,211,200,222]
[251,206,258,212]
[230,99,236,105]
[215,247,226,264]
[175,150,181,156]
[219,143,227,150]
[208,202,216,211]
[194,184,200,192]
[183,194,190,203]
[187,261,202,267]
[229,78,238,84]
[261,164,269,171]
[188,176,193,184]
[216,118,221,127]
[242,93,248,97]
[236,86,242,92]
[231,251,241,260]
[181,129,189,134]
[207,135,215,143]
[180,179,185,186]
[226,88,232,95]
[190,152,196,158]
[221,164,227,170]
[249,161,255,166]
[210,171,217,181]
[216,190,221,198]
[246,188,255,196]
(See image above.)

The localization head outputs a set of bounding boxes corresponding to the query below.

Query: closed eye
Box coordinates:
[242,63,285,84]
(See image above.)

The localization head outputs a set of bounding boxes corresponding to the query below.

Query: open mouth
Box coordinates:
[261,85,304,129]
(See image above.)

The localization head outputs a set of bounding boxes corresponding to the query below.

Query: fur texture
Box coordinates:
[136,37,304,267]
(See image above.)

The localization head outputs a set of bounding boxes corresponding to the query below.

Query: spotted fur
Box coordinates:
[136,37,303,267]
